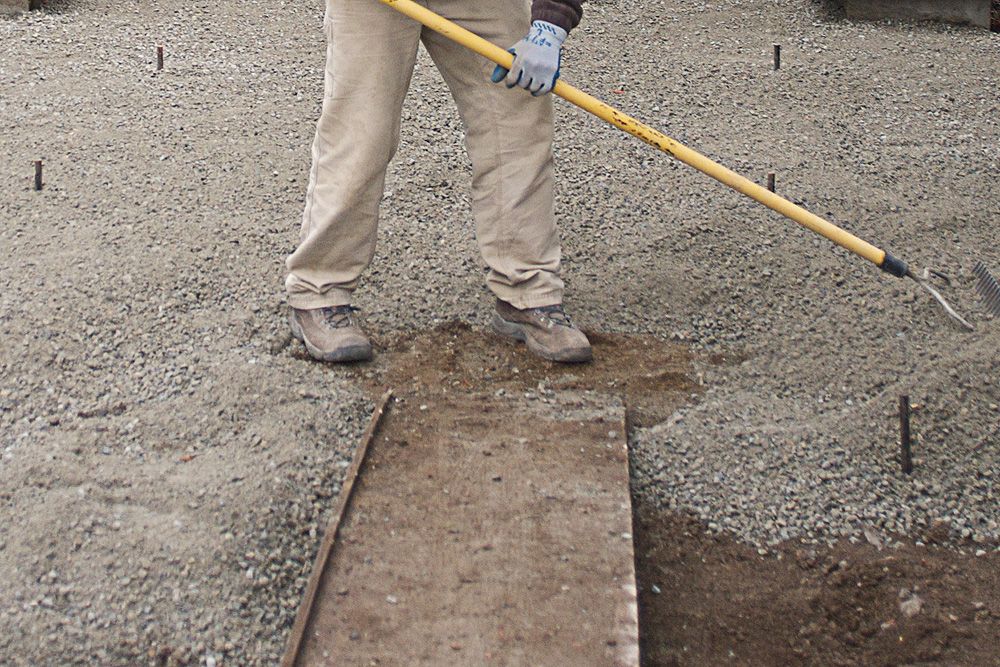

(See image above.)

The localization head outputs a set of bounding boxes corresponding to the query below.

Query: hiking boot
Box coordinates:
[491,299,592,363]
[290,305,373,362]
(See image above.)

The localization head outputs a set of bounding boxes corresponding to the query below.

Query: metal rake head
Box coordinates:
[974,261,1000,317]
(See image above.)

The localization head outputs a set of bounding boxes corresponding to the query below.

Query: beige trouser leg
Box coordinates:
[285,0,564,311]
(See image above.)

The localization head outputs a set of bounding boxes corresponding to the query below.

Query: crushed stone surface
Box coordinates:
[2,0,999,664]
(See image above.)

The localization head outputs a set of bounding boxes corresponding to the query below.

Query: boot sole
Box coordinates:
[490,313,592,364]
[290,313,373,363]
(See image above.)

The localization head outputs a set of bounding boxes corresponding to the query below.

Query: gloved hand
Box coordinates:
[491,21,567,96]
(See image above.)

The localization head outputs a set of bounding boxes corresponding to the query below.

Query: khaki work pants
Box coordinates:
[285,0,565,311]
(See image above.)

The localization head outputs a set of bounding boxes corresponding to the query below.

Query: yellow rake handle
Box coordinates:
[376,0,909,278]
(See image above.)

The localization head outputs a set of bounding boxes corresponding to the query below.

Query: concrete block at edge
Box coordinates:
[841,0,990,28]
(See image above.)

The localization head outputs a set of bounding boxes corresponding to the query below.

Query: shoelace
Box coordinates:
[320,305,360,329]
[534,304,573,327]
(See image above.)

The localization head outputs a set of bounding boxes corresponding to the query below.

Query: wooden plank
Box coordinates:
[285,389,639,667]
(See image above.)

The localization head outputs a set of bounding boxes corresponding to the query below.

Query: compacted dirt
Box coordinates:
[635,508,1000,667]
[2,0,999,665]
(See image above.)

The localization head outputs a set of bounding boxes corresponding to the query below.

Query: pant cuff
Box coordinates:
[491,288,563,311]
[287,287,353,311]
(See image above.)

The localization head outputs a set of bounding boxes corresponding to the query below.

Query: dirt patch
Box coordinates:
[281,322,685,666]
[334,321,697,418]
[288,323,1000,667]
[634,505,1000,667]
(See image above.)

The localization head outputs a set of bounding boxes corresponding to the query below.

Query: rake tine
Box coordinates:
[987,292,1000,315]
[974,261,1000,317]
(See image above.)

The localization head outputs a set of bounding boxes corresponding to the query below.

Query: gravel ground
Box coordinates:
[2,0,999,664]
[610,3,1000,550]
[0,2,372,664]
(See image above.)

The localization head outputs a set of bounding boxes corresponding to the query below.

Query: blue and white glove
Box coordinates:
[490,21,567,96]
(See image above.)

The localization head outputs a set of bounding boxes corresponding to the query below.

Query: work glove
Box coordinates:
[490,21,566,96]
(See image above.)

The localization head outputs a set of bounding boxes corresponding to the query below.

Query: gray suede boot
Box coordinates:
[491,299,592,363]
[290,305,373,362]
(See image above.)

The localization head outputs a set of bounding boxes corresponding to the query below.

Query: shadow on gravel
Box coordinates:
[34,0,65,12]
[820,0,1000,30]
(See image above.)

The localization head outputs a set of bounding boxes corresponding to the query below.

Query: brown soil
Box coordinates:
[635,507,1000,667]
[341,321,699,429]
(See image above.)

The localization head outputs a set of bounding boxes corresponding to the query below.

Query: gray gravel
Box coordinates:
[632,329,1000,550]
[601,4,1000,550]
[2,0,1000,664]
[1,2,372,665]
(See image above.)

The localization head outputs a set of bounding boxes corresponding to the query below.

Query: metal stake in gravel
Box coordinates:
[899,395,913,475]
[157,45,164,71]
[767,172,776,193]
[773,44,781,71]
[33,160,42,191]
[377,0,973,332]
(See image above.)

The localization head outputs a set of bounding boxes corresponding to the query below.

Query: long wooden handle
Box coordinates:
[376,0,909,277]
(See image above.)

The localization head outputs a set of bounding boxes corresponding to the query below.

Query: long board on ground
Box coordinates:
[283,389,639,666]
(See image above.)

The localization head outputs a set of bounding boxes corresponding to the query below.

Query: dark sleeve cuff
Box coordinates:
[531,0,583,33]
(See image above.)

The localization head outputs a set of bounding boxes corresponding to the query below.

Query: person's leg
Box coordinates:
[285,0,421,310]
[421,0,590,362]
[421,0,564,311]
